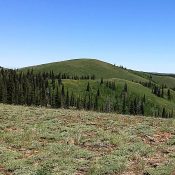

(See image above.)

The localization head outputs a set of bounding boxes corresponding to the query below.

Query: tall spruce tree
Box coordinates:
[167,89,171,100]
[86,82,90,92]
[55,87,61,108]
[65,90,70,108]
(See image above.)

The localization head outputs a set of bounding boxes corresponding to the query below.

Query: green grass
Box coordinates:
[151,74,175,89]
[20,57,175,92]
[21,58,148,82]
[130,69,175,89]
[1,104,175,174]
[61,78,175,116]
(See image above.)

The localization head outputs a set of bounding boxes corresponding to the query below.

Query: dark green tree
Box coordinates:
[65,89,70,108]
[167,89,171,100]
[100,78,103,85]
[124,83,128,93]
[86,82,90,92]
[55,87,61,108]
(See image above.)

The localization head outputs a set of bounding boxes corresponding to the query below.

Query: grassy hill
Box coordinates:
[1,104,175,175]
[18,58,175,118]
[21,58,175,89]
[21,58,148,82]
[62,78,175,117]
[129,70,175,89]
[151,75,175,89]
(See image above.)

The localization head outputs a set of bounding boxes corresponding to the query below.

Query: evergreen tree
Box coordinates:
[133,98,137,115]
[70,92,75,107]
[55,87,61,108]
[122,95,126,114]
[162,108,166,118]
[140,101,144,116]
[65,90,70,108]
[86,82,90,92]
[58,77,62,86]
[124,83,128,93]
[104,96,113,113]
[94,95,98,111]
[161,86,164,98]
[97,88,100,97]
[76,96,80,109]
[87,94,91,110]
[129,101,134,115]
[143,94,146,103]
[167,89,171,100]
[61,84,65,97]
[100,78,104,85]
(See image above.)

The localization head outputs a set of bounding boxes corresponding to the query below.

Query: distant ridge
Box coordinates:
[20,58,175,88]
[21,58,148,82]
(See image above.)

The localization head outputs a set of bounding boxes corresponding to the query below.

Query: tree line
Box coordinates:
[0,68,173,118]
[133,80,171,100]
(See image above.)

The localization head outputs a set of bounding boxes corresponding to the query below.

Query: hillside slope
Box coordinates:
[21,58,175,89]
[151,75,175,89]
[17,58,175,117]
[1,104,175,175]
[21,58,148,82]
[62,78,175,117]
[129,70,175,89]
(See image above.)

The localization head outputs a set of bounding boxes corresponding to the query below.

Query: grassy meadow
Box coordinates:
[1,104,175,175]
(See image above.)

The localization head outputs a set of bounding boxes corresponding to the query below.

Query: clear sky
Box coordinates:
[0,0,175,73]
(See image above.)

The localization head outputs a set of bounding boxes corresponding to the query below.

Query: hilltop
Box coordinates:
[1,104,175,175]
[21,58,148,82]
[21,58,175,89]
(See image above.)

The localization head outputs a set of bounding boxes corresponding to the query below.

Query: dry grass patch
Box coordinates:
[1,104,175,174]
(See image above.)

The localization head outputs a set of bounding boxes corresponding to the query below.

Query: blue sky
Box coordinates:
[0,0,175,73]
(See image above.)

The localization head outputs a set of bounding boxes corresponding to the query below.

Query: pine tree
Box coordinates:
[162,108,166,118]
[122,95,126,114]
[65,90,70,108]
[124,83,128,93]
[171,110,174,118]
[0,80,2,102]
[86,82,90,92]
[94,95,98,111]
[76,96,80,109]
[114,99,120,112]
[97,88,100,97]
[140,101,144,116]
[133,98,137,115]
[87,94,91,110]
[58,77,62,86]
[55,87,61,108]
[167,89,171,100]
[129,101,134,115]
[2,81,7,104]
[100,78,103,85]
[70,92,75,107]
[143,94,146,103]
[61,84,65,97]
[83,95,87,109]
[161,86,164,98]
[104,96,112,113]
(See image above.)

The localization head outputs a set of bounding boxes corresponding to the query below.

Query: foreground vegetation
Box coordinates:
[1,104,175,175]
